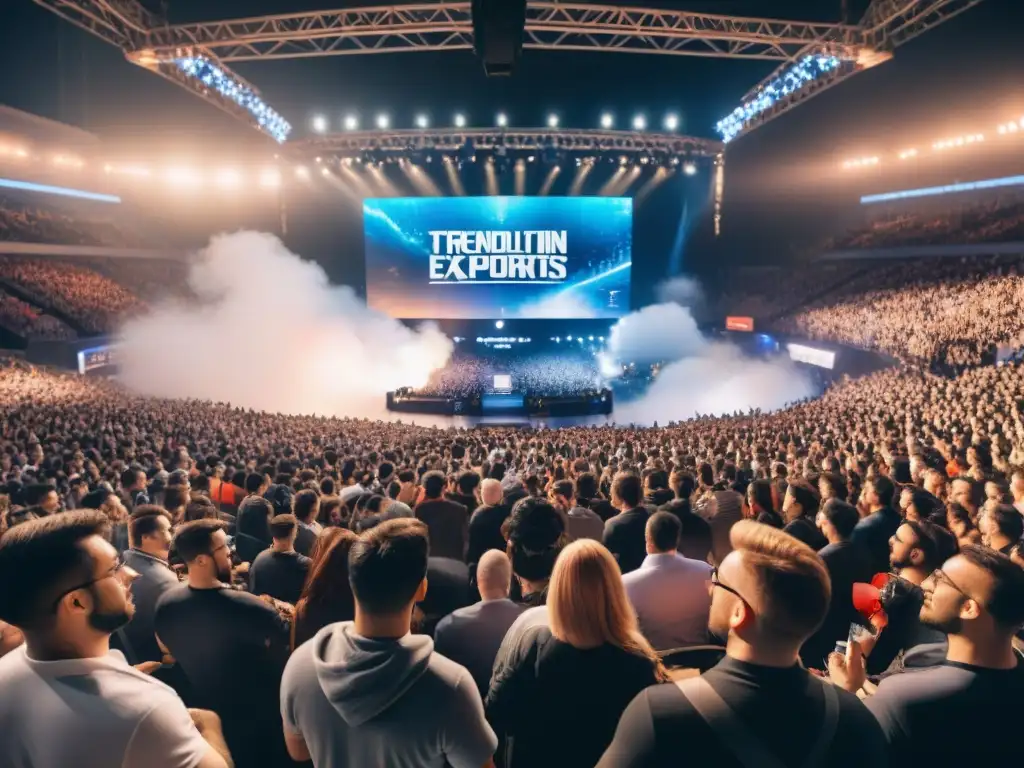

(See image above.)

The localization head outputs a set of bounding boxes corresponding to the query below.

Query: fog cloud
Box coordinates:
[116,232,452,417]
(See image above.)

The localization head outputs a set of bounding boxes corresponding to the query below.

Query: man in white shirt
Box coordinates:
[0,511,231,768]
[622,511,712,650]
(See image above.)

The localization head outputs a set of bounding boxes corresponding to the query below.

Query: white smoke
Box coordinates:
[604,288,815,425]
[603,303,706,366]
[656,275,705,307]
[116,232,453,417]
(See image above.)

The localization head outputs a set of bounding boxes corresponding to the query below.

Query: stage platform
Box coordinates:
[386,388,613,418]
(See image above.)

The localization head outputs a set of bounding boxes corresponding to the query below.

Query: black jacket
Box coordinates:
[851,506,903,576]
[802,540,875,667]
[784,516,828,551]
[415,498,469,560]
[603,507,651,574]
[486,626,660,768]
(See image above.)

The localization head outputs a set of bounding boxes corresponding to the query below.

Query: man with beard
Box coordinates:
[0,512,231,768]
[830,546,1024,767]
[866,521,954,676]
[155,519,290,768]
[597,521,885,768]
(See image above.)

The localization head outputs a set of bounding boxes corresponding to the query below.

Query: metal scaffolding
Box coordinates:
[299,128,722,158]
[32,0,986,143]
[141,3,861,63]
[735,0,984,137]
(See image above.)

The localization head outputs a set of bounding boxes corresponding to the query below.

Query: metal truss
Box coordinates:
[31,0,285,142]
[299,128,722,159]
[33,0,985,144]
[732,0,985,140]
[143,2,861,62]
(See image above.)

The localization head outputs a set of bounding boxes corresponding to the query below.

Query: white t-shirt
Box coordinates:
[0,646,210,768]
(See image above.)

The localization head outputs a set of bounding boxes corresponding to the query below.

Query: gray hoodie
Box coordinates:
[281,622,497,768]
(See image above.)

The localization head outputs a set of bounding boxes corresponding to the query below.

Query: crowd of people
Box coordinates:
[416,350,605,398]
[780,254,1024,371]
[0,288,76,341]
[0,256,146,334]
[829,193,1024,251]
[0,201,138,248]
[0,339,1022,765]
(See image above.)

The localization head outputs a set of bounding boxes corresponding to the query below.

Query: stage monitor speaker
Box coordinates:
[471,0,528,77]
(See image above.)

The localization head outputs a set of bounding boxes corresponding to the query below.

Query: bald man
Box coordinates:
[467,478,511,573]
[434,550,525,697]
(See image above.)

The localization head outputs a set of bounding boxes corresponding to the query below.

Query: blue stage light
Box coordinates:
[715,54,843,143]
[174,56,291,143]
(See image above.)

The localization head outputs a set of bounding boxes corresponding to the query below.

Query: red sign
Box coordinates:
[726,316,754,332]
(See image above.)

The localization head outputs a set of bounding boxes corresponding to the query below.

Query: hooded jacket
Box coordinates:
[281,622,497,768]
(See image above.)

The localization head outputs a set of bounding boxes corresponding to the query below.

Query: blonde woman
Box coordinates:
[486,539,667,768]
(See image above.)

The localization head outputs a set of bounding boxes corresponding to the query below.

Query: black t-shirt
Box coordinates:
[153,584,290,764]
[596,657,887,768]
[867,657,1024,766]
[248,549,311,605]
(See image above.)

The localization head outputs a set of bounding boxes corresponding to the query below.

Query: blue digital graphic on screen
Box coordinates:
[364,196,632,319]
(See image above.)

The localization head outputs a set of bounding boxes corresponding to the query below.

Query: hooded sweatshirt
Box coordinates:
[281,621,497,768]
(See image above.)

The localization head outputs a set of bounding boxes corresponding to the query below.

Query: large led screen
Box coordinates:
[364,196,631,319]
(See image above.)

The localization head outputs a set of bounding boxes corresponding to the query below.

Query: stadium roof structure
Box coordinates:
[34,0,985,145]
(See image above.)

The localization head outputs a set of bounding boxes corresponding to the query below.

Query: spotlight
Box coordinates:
[496,112,508,127]
[663,113,679,131]
[547,113,559,128]
[454,113,467,128]
[632,114,647,131]
[344,115,359,131]
[311,114,328,133]
[376,114,390,129]
[320,167,330,177]
[600,112,614,129]
[295,166,310,179]
[495,320,505,329]
[683,162,697,176]
[415,114,429,129]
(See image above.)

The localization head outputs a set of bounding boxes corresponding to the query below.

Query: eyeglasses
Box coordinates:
[927,568,975,603]
[707,566,749,604]
[51,559,134,612]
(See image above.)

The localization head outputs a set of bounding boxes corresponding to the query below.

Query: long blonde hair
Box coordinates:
[548,539,668,681]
